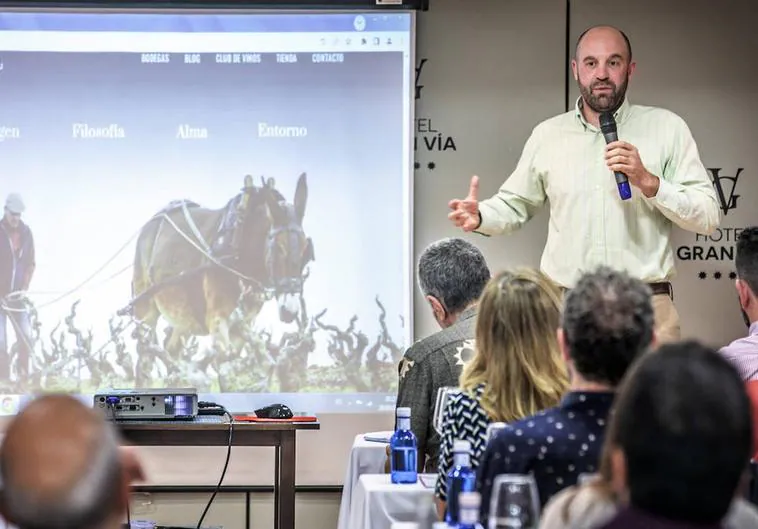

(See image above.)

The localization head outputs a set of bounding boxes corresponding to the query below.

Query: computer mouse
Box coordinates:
[255,403,293,419]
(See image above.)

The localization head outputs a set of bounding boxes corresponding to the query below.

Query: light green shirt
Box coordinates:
[476,97,721,288]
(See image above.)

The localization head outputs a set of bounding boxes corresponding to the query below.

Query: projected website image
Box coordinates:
[0,11,413,412]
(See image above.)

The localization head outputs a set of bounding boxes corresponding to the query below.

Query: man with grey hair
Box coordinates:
[477,265,655,519]
[0,394,144,529]
[394,237,490,473]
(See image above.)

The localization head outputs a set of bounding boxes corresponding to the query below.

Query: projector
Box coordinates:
[94,388,198,420]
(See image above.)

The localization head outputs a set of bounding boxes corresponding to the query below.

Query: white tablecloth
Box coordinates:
[347,474,438,529]
[337,432,393,529]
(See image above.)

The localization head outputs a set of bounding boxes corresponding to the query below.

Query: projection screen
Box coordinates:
[0,7,415,414]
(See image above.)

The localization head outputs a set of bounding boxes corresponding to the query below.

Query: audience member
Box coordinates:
[394,237,490,472]
[540,447,758,529]
[435,268,569,515]
[543,341,754,529]
[476,266,654,520]
[0,394,144,529]
[720,226,758,381]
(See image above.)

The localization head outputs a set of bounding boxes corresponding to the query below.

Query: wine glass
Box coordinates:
[488,474,540,529]
[432,386,456,434]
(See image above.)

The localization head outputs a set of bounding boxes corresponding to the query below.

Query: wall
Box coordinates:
[68,0,758,527]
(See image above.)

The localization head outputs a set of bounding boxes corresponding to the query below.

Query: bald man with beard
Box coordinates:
[0,394,144,529]
[448,24,720,344]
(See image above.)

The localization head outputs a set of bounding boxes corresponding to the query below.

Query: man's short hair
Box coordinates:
[562,266,654,386]
[736,226,758,295]
[417,238,490,315]
[0,407,123,529]
[612,340,752,523]
[574,25,633,62]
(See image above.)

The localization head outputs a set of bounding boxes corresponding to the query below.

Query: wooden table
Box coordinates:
[117,418,320,529]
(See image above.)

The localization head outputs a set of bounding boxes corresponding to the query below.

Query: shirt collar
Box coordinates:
[560,390,615,409]
[750,321,758,336]
[457,305,478,322]
[574,96,631,131]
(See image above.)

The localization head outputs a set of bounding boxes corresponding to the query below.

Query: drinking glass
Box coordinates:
[488,474,540,529]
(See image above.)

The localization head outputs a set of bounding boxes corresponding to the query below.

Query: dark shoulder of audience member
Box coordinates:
[562,265,654,386]
[0,394,134,529]
[610,340,753,524]
[417,237,490,316]
[736,226,758,293]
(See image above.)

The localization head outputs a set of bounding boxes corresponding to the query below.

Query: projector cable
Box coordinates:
[196,404,234,529]
[106,401,131,529]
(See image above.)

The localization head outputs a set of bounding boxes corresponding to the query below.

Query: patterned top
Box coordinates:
[435,383,492,501]
[476,391,615,524]
[395,306,478,472]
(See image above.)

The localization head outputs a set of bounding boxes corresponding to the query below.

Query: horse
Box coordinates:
[127,173,314,379]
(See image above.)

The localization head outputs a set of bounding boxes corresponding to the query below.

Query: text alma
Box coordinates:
[176,125,208,139]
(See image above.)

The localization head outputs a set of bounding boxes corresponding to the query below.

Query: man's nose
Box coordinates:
[595,66,610,79]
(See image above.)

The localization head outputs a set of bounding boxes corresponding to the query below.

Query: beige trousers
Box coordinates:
[651,292,682,345]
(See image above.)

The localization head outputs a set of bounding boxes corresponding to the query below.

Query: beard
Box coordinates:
[579,75,629,114]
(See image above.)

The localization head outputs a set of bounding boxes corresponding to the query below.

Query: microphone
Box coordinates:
[599,112,632,200]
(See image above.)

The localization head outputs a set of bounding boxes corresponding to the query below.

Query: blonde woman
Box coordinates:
[434,268,569,518]
[476,265,657,525]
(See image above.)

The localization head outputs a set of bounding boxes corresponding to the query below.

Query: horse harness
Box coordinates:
[266,202,308,297]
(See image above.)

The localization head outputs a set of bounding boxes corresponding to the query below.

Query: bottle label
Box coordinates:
[459,507,478,525]
[454,453,470,467]
[391,445,417,473]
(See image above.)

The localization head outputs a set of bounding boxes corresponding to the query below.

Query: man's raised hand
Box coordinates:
[448,175,481,232]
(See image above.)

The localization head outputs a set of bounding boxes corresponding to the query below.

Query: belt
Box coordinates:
[648,281,673,298]
[560,281,673,299]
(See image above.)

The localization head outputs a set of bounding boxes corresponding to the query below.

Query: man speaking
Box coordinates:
[448,25,720,342]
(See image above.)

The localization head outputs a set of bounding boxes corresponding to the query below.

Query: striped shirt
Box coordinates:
[435,383,492,502]
[475,97,720,288]
[719,322,758,381]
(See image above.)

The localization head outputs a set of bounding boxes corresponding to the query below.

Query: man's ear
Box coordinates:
[648,330,658,352]
[571,59,579,81]
[737,279,752,309]
[426,295,446,322]
[116,447,145,514]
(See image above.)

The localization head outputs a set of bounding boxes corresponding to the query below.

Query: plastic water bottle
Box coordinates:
[390,406,418,484]
[445,439,477,525]
[458,492,483,529]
